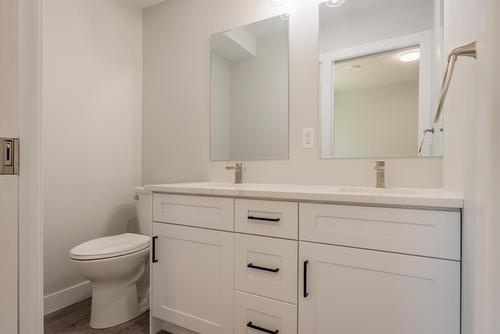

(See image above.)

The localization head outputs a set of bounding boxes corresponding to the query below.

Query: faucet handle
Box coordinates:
[226,162,243,170]
[374,160,385,169]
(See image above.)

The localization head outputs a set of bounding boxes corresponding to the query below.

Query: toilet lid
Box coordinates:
[70,233,150,260]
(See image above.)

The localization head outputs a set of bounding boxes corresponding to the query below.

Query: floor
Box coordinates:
[44,298,168,334]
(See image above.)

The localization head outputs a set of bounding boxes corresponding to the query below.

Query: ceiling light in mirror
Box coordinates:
[400,49,421,62]
[280,13,290,21]
[325,0,347,8]
[347,64,361,72]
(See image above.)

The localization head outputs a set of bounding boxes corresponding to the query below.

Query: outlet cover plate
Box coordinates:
[302,128,315,148]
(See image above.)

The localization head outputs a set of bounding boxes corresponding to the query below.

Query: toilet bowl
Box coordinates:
[70,187,152,329]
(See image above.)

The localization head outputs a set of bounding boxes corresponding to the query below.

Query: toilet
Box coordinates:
[70,187,152,329]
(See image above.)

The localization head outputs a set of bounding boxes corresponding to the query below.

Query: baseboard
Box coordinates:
[44,281,92,315]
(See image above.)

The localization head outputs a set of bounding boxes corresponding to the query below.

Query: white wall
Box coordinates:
[320,0,434,53]
[229,31,288,160]
[42,0,143,313]
[334,81,418,158]
[0,1,18,331]
[441,0,500,333]
[143,0,442,188]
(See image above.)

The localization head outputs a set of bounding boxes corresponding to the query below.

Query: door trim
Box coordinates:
[18,0,44,332]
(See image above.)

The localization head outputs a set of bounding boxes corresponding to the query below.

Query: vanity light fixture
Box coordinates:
[325,0,347,8]
[400,50,420,62]
[268,0,286,7]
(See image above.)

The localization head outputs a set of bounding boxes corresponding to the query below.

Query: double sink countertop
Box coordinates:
[145,182,463,209]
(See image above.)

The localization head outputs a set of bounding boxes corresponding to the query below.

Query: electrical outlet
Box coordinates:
[302,128,315,148]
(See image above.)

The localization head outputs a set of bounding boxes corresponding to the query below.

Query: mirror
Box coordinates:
[319,0,444,158]
[210,16,289,161]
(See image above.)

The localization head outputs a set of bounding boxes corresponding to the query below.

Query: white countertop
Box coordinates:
[144,182,463,209]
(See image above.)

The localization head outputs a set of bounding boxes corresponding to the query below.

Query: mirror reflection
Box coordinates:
[319,0,444,158]
[210,16,289,161]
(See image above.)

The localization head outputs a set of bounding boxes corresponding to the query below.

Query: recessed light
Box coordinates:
[269,0,286,7]
[400,50,420,62]
[325,0,347,8]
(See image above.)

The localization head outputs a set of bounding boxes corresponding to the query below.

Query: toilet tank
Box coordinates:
[134,186,152,236]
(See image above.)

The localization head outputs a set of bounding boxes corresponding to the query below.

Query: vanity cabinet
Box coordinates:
[151,223,234,334]
[149,190,461,334]
[299,241,460,334]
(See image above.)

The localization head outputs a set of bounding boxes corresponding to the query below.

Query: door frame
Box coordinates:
[18,0,44,332]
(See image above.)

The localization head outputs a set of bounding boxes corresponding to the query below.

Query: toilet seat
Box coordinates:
[70,233,150,261]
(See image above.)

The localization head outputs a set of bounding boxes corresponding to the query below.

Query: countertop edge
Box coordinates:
[144,184,464,210]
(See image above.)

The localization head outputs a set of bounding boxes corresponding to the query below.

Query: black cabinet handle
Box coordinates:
[152,236,158,263]
[247,263,280,273]
[247,216,280,222]
[247,321,279,334]
[303,260,309,298]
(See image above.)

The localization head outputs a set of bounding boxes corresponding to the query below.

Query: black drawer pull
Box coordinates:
[247,263,280,273]
[248,216,280,222]
[152,236,158,263]
[303,260,309,298]
[247,321,279,334]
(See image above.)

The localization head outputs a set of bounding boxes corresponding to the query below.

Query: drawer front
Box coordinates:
[153,194,234,231]
[235,234,298,304]
[235,199,298,239]
[234,291,297,334]
[300,203,461,260]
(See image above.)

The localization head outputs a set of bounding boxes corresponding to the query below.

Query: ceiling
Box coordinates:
[334,47,419,92]
[211,15,288,61]
[319,0,419,22]
[129,0,166,9]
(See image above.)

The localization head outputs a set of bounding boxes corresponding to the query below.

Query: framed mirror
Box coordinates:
[210,15,289,161]
[319,0,444,158]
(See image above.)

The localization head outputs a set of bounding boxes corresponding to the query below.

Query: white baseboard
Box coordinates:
[44,281,92,315]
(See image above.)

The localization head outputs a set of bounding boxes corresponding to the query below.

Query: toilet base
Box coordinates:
[90,281,146,329]
[71,247,150,329]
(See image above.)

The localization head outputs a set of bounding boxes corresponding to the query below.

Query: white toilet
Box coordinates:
[70,187,152,329]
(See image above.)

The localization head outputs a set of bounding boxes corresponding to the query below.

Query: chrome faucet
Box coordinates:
[226,162,244,184]
[374,161,385,188]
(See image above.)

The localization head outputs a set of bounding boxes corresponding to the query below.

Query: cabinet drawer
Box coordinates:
[235,234,298,304]
[234,291,297,334]
[235,199,298,239]
[153,194,234,231]
[300,203,461,260]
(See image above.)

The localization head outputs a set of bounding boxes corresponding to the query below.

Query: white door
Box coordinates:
[299,241,460,334]
[152,223,234,334]
[0,0,19,333]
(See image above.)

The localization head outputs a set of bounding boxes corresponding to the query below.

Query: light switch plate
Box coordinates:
[302,128,314,148]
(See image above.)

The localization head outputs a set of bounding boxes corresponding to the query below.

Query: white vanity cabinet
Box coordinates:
[148,185,462,334]
[151,223,234,334]
[298,242,460,334]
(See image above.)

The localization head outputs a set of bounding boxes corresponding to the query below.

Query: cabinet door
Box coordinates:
[299,242,460,334]
[152,223,234,334]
